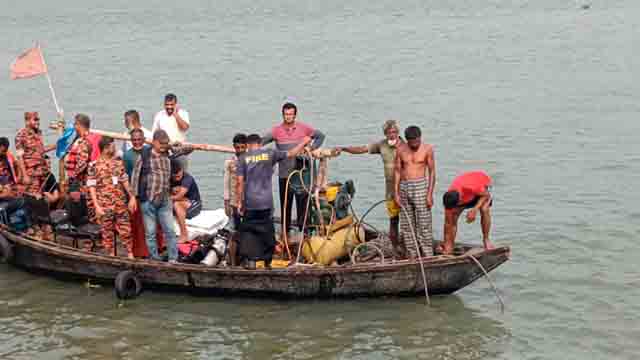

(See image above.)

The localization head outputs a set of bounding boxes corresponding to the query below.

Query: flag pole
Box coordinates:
[36,43,66,193]
[36,43,61,114]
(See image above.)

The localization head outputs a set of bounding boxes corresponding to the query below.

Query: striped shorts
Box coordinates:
[399,178,434,257]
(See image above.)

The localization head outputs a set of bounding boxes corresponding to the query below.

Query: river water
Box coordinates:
[1,0,638,359]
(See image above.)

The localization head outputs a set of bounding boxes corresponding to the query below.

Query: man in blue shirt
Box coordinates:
[171,159,202,243]
[236,133,311,269]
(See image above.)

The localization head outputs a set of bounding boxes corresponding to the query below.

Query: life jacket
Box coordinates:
[86,133,102,161]
[65,136,92,179]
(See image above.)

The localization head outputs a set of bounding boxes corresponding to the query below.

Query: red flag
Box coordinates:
[10,45,48,80]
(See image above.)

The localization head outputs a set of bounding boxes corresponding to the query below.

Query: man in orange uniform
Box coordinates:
[87,137,137,258]
[64,114,95,221]
[15,112,56,195]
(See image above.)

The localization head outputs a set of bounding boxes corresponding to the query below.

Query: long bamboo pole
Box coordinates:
[49,124,235,154]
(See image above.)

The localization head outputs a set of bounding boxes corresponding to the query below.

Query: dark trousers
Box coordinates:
[278,178,308,232]
[243,209,272,223]
[238,209,275,262]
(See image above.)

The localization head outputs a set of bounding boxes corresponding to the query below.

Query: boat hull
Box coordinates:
[1,229,510,298]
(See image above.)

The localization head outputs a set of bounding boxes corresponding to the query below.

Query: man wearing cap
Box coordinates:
[338,120,405,257]
[15,112,56,195]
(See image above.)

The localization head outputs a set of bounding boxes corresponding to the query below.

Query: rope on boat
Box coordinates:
[281,169,303,259]
[350,242,384,264]
[295,150,316,265]
[399,205,431,306]
[353,199,386,244]
[466,253,505,314]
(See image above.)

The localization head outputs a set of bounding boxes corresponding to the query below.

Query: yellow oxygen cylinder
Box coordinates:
[300,225,365,265]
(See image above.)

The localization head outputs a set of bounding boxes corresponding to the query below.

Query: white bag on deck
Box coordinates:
[175,208,229,241]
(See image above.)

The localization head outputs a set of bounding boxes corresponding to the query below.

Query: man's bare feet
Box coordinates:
[436,243,454,255]
[483,240,495,250]
[127,253,135,259]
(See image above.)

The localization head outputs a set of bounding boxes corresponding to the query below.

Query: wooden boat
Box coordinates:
[0,226,510,299]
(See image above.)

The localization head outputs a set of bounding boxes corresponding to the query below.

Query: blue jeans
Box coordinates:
[141,199,178,261]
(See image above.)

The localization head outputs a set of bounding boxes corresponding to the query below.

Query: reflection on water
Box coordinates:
[0,266,509,360]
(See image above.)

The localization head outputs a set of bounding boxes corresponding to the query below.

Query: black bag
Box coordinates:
[0,198,31,231]
[64,196,90,227]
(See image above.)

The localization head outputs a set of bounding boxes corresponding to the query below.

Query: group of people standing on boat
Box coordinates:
[0,94,495,265]
[0,94,201,263]
[222,102,495,265]
[338,120,495,257]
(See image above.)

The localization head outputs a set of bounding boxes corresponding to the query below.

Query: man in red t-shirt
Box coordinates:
[441,171,494,254]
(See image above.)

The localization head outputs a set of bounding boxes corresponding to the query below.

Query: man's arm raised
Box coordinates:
[174,108,190,131]
[339,145,369,154]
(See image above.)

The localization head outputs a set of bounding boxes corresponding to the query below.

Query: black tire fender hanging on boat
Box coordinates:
[0,234,14,263]
[114,270,142,300]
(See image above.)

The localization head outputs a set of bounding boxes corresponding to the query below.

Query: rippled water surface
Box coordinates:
[1,0,639,359]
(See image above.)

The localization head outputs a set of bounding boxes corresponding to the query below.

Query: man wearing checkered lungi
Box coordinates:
[394,126,436,259]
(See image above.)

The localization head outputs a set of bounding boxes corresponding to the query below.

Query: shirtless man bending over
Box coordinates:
[393,126,436,258]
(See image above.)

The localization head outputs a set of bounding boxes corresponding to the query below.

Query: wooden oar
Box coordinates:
[49,124,235,154]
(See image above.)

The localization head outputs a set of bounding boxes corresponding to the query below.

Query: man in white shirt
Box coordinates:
[152,93,190,170]
[121,110,153,155]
